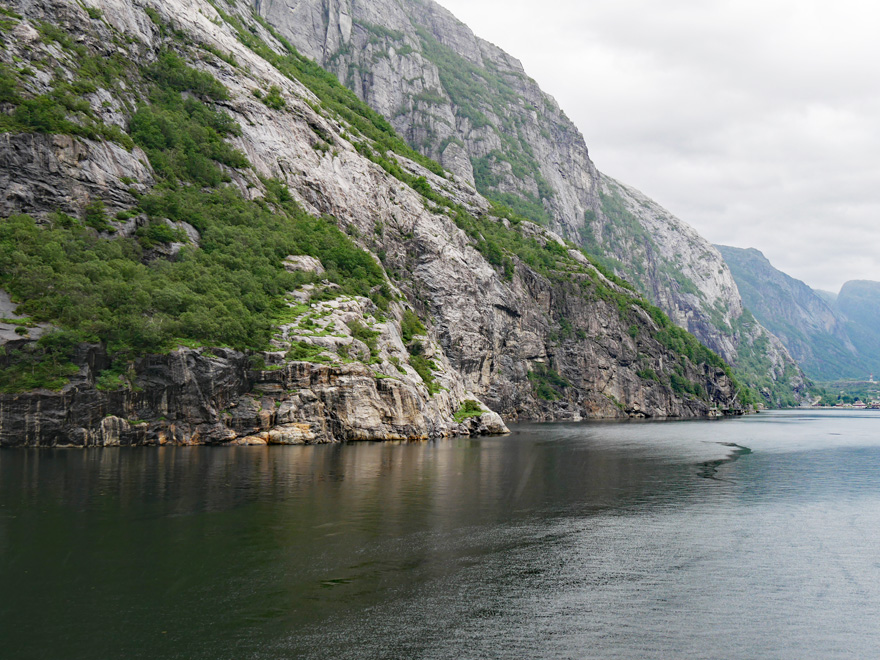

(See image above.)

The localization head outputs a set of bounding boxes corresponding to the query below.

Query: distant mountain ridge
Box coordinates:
[837,281,880,377]
[717,246,880,380]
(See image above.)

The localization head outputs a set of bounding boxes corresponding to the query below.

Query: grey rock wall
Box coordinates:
[251,0,808,401]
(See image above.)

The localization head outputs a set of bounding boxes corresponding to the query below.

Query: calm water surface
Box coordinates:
[2,410,880,659]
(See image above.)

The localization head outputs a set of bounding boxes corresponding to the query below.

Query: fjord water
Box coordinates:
[2,411,879,659]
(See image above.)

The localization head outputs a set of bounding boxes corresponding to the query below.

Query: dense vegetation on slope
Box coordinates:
[0,20,386,392]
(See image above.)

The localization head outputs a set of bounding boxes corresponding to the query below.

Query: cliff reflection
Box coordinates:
[0,421,735,660]
[2,424,715,534]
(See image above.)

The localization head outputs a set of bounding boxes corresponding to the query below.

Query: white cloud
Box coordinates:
[437,0,880,291]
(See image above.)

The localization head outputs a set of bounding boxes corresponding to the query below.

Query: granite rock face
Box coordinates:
[0,346,496,447]
[253,0,808,402]
[0,133,154,220]
[0,0,747,446]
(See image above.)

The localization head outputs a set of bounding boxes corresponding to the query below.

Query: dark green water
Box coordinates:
[2,410,879,659]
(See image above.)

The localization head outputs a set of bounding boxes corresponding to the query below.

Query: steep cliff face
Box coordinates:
[254,0,596,227]
[0,0,746,446]
[717,246,875,381]
[253,0,807,403]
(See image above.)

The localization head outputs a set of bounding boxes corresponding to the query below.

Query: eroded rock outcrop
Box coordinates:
[0,346,508,447]
[0,133,154,219]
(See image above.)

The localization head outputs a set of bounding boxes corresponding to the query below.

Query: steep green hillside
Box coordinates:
[0,26,385,390]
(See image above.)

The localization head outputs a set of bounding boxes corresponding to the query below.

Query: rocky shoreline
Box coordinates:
[0,341,752,448]
[0,345,508,448]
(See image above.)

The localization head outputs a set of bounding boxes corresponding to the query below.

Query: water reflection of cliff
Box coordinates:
[0,423,741,659]
[3,425,719,526]
[4,414,880,660]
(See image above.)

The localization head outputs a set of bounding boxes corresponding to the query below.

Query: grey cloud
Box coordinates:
[439,0,880,291]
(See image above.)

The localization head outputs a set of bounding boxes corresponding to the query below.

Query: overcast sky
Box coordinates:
[438,0,880,292]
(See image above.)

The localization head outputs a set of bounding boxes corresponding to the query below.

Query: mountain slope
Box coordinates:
[717,246,873,380]
[0,0,747,446]
[252,0,808,406]
[837,281,880,375]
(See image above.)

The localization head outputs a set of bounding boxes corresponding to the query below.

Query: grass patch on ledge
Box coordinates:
[409,354,439,395]
[453,399,484,423]
[285,341,333,364]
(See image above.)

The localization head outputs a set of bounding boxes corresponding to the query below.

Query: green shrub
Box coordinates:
[388,355,406,374]
[136,221,188,248]
[400,310,426,343]
[262,85,286,110]
[637,368,659,382]
[670,372,705,400]
[528,363,570,401]
[83,199,112,232]
[409,354,439,394]
[201,43,238,67]
[286,341,331,363]
[12,95,74,133]
[453,399,483,422]
[145,50,228,101]
[95,369,127,391]
[348,320,381,360]
[0,63,19,103]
